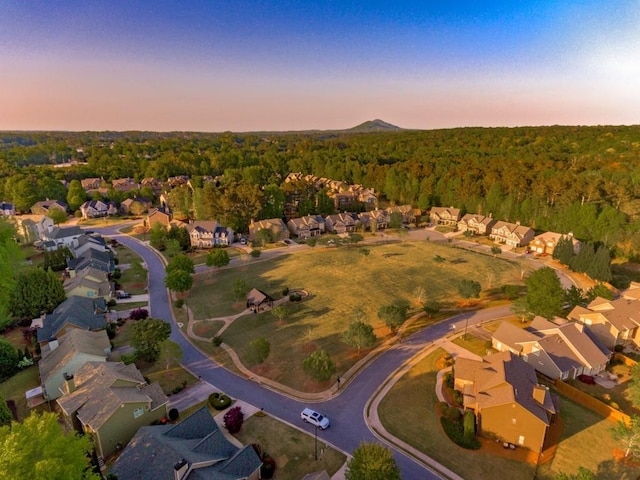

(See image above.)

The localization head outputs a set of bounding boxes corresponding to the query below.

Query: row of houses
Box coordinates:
[430,207,580,253]
[458,283,640,454]
[249,205,421,242]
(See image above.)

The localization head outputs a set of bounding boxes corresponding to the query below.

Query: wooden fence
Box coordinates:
[554,380,630,426]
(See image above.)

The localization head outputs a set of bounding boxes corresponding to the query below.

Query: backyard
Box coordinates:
[184,241,527,391]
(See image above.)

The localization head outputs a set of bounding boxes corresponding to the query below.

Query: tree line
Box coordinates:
[1,125,639,258]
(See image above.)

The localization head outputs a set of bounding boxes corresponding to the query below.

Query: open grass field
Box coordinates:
[234,413,346,480]
[188,241,527,391]
[378,348,536,480]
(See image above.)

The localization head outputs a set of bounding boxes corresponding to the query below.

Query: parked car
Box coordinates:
[239,237,247,245]
[300,408,330,430]
[116,291,131,299]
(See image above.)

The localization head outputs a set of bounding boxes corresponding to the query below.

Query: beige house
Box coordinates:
[57,361,168,460]
[248,218,289,242]
[386,205,420,224]
[492,318,610,380]
[119,197,152,215]
[568,297,640,350]
[429,206,461,227]
[145,206,172,230]
[63,267,113,299]
[287,215,326,239]
[358,209,390,231]
[187,220,234,248]
[454,351,556,453]
[529,232,580,255]
[622,282,640,301]
[489,221,535,247]
[457,213,496,235]
[324,212,358,234]
[39,329,110,400]
[79,200,118,219]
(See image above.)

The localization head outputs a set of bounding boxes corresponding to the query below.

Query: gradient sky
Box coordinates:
[1,1,639,132]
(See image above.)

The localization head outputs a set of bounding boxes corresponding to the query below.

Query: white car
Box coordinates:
[301,408,330,430]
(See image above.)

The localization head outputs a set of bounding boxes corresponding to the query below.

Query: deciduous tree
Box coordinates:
[158,340,183,370]
[345,442,401,480]
[166,254,195,274]
[270,304,289,323]
[343,321,377,352]
[611,415,640,459]
[131,318,172,361]
[206,249,230,269]
[377,301,409,333]
[8,268,66,320]
[164,269,193,294]
[0,394,12,427]
[0,411,100,480]
[524,267,564,319]
[457,279,481,299]
[302,349,336,382]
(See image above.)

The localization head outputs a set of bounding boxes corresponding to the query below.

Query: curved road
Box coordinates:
[96,225,529,478]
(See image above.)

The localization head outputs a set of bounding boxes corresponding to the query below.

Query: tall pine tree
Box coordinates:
[553,235,575,266]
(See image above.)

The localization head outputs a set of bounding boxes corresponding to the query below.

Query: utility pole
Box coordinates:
[314,424,318,461]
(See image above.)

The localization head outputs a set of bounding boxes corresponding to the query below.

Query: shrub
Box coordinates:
[441,417,481,450]
[107,299,117,307]
[168,408,179,421]
[610,402,620,410]
[129,308,149,320]
[282,287,289,296]
[112,269,121,279]
[250,249,261,258]
[463,410,476,444]
[260,456,276,479]
[172,386,183,394]
[212,336,223,346]
[106,323,117,340]
[223,406,244,434]
[120,352,137,365]
[306,238,317,247]
[436,402,449,414]
[445,406,461,422]
[174,299,184,309]
[209,393,232,410]
[289,293,302,302]
[614,344,624,353]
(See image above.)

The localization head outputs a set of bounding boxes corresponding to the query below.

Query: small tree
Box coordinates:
[343,321,377,353]
[255,228,273,246]
[129,308,149,321]
[247,337,270,365]
[349,233,364,245]
[158,340,183,370]
[206,249,230,269]
[422,300,441,318]
[0,394,12,427]
[490,246,501,256]
[0,339,18,382]
[524,267,564,319]
[46,208,67,225]
[302,350,336,382]
[131,318,172,362]
[552,235,575,266]
[611,415,640,459]
[223,406,244,434]
[166,254,195,274]
[457,279,481,299]
[345,442,400,480]
[377,301,409,333]
[586,284,614,302]
[233,278,248,300]
[564,285,586,309]
[359,247,370,258]
[164,269,193,294]
[270,304,289,323]
[511,297,534,323]
[463,410,476,444]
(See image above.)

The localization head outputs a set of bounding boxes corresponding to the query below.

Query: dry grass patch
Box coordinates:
[234,413,346,480]
[378,348,536,480]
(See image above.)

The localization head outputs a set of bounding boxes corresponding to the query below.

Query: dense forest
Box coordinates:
[1,125,639,258]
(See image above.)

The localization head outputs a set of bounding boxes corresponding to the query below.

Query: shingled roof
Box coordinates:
[110,406,262,480]
[37,296,108,343]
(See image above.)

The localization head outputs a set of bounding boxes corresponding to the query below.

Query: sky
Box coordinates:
[1,0,639,132]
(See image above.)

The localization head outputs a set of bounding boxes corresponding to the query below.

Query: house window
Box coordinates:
[518,435,525,445]
[512,418,517,425]
[133,407,144,419]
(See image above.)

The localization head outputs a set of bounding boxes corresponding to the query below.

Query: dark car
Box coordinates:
[116,291,131,299]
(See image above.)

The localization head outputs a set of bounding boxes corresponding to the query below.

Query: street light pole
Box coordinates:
[314,424,318,461]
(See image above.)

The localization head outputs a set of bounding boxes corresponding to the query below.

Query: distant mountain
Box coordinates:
[346,119,403,133]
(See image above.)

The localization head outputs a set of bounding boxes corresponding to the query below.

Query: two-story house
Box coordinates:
[248,218,290,242]
[79,200,118,219]
[324,212,359,234]
[187,220,234,248]
[454,351,556,453]
[287,215,326,239]
[57,361,168,460]
[429,206,461,227]
[529,232,581,256]
[457,213,496,235]
[489,221,535,248]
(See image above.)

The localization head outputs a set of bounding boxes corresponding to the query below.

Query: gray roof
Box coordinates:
[48,225,84,240]
[110,407,262,480]
[38,329,110,383]
[37,296,108,342]
[67,249,114,272]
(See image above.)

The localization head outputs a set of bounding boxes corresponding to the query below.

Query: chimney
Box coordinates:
[63,373,76,395]
[174,459,189,480]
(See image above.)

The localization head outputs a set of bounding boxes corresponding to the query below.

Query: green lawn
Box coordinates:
[451,334,496,357]
[378,348,536,480]
[0,367,41,421]
[110,301,148,312]
[187,241,526,391]
[536,395,640,479]
[118,257,148,294]
[235,413,346,480]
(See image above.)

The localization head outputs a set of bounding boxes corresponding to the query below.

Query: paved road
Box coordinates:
[91,224,546,478]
